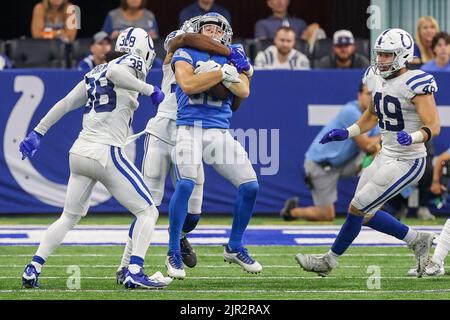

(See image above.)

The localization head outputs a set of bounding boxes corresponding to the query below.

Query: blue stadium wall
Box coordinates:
[1,69,449,215]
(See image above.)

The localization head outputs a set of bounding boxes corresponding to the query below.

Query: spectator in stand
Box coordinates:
[102,0,159,40]
[254,26,310,70]
[77,31,111,72]
[31,0,78,42]
[0,55,12,70]
[421,32,450,72]
[414,16,440,64]
[255,0,307,39]
[316,30,369,69]
[179,0,231,27]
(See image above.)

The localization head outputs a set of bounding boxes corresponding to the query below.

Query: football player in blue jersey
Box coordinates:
[165,12,259,279]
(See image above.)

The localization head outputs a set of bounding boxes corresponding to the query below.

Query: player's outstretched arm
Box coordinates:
[107,63,164,106]
[320,106,378,144]
[19,80,88,159]
[397,94,441,146]
[175,60,225,95]
[169,33,230,57]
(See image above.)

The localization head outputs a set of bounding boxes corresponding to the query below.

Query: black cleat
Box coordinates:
[280,197,298,221]
[180,235,197,268]
[116,266,127,285]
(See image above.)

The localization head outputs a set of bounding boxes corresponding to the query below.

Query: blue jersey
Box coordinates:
[172,47,234,129]
[305,100,380,167]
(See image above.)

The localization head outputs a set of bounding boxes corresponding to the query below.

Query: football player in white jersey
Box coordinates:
[115,16,252,283]
[295,28,441,277]
[19,27,173,289]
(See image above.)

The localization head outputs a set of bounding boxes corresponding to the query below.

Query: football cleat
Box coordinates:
[223,245,262,273]
[180,235,197,268]
[166,252,186,279]
[280,197,298,221]
[22,264,40,289]
[295,253,338,277]
[116,266,127,285]
[407,232,435,277]
[123,268,172,289]
[407,260,445,277]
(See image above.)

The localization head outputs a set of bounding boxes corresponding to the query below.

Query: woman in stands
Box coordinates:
[31,0,78,42]
[102,0,159,40]
[414,16,440,64]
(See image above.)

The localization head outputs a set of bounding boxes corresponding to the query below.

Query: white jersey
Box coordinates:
[254,45,310,70]
[363,68,438,159]
[145,30,184,145]
[70,54,147,165]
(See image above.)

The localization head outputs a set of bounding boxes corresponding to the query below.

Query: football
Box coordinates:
[207,82,232,100]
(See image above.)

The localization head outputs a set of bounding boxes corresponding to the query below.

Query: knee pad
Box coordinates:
[239,181,259,199]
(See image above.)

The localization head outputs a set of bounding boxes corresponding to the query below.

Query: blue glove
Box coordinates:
[229,44,250,73]
[19,130,42,160]
[150,86,165,107]
[319,129,349,144]
[397,131,412,146]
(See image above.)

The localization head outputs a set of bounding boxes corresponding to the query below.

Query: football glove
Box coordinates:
[194,60,221,74]
[229,44,250,73]
[19,130,42,160]
[319,129,349,144]
[221,64,241,83]
[150,86,165,107]
[397,131,412,146]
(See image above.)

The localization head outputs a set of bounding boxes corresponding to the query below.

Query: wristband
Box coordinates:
[411,131,425,144]
[346,124,361,138]
[420,126,432,142]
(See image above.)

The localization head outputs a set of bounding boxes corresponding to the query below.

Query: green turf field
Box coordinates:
[1,246,449,300]
[0,215,449,300]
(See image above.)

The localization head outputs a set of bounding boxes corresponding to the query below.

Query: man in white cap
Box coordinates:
[316,30,369,69]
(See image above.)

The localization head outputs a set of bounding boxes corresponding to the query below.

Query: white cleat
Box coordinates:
[165,253,186,280]
[425,261,445,277]
[295,253,338,277]
[408,232,435,277]
[223,245,262,274]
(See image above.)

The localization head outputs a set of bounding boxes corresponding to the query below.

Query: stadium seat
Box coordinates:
[8,38,66,68]
[68,38,93,69]
[355,37,370,59]
[0,40,4,55]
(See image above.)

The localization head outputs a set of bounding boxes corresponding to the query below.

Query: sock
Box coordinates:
[168,179,195,254]
[119,237,133,270]
[326,250,340,264]
[228,181,259,251]
[432,219,450,265]
[31,255,45,273]
[182,213,200,235]
[365,210,410,240]
[330,213,364,256]
[130,206,158,263]
[35,212,81,262]
[402,228,418,245]
[129,256,144,274]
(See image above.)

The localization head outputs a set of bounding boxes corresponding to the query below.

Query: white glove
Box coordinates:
[221,64,241,83]
[195,60,221,74]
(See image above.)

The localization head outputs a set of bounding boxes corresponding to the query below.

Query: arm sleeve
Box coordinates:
[106,62,154,96]
[34,80,88,136]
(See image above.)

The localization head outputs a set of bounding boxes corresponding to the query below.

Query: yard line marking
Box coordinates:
[0,253,417,258]
[0,289,449,294]
[0,276,446,280]
[0,264,422,269]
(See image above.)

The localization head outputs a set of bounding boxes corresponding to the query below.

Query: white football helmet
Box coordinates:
[115,27,156,72]
[163,16,202,52]
[372,28,414,78]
